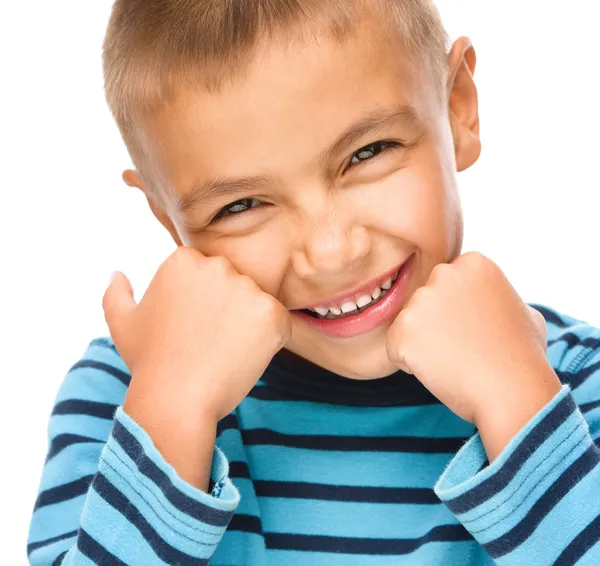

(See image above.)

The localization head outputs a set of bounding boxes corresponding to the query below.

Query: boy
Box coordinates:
[27,0,600,564]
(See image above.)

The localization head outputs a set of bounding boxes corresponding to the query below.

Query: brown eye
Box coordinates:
[349,141,401,167]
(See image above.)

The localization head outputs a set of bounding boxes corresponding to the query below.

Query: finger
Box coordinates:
[385,321,414,375]
[392,353,413,375]
[102,271,136,339]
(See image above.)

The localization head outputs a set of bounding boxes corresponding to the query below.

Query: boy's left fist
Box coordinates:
[386,251,561,430]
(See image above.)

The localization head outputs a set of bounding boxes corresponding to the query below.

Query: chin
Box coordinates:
[290,332,400,380]
[336,346,400,380]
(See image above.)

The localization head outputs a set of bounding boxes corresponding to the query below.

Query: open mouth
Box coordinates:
[299,269,401,321]
[290,253,415,340]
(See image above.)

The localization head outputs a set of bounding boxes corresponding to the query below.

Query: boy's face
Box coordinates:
[126,16,480,379]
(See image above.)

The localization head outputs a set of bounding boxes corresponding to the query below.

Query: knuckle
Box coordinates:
[172,245,197,263]
[469,251,492,270]
[427,262,447,283]
[385,335,402,365]
[164,246,198,273]
[206,255,233,275]
[261,295,289,334]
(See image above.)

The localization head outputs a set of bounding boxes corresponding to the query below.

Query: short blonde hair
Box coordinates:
[102,0,449,203]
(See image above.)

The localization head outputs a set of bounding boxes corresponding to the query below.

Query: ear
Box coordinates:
[446,37,481,172]
[122,169,184,246]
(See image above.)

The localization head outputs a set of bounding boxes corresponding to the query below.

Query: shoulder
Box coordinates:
[529,303,600,406]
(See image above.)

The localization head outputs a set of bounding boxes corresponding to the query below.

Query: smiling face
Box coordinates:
[125,14,481,379]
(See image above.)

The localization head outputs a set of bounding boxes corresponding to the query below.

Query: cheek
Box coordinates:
[360,155,461,258]
[197,227,290,297]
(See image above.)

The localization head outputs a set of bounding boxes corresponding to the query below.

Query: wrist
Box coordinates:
[123,383,219,491]
[474,365,562,462]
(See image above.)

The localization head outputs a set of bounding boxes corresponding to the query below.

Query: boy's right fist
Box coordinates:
[102,247,292,430]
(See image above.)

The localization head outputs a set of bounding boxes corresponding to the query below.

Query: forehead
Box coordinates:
[142,16,436,203]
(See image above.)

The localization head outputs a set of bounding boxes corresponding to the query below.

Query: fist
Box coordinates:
[102,247,292,425]
[386,251,557,425]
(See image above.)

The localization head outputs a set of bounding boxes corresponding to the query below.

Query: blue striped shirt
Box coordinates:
[27,303,600,565]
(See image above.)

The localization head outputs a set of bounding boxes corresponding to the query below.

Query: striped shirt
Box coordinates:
[27,303,600,565]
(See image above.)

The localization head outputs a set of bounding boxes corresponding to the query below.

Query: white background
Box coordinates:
[2,1,599,562]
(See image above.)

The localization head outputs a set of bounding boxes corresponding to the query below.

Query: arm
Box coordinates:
[27,338,239,565]
[434,311,600,565]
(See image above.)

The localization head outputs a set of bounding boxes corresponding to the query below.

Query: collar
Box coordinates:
[260,348,441,407]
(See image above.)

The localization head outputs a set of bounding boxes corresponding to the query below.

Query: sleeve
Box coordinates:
[27,338,240,565]
[433,310,600,566]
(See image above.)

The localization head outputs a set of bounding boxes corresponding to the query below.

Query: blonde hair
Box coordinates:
[102,0,449,203]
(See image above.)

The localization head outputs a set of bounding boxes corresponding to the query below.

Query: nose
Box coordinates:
[291,211,372,279]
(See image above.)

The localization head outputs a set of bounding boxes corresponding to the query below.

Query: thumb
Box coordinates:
[102,271,136,340]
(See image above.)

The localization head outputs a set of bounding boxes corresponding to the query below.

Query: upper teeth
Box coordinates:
[310,272,399,318]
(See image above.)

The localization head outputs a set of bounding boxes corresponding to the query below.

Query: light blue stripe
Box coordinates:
[579,536,600,566]
[211,530,268,565]
[245,444,453,487]
[114,408,239,513]
[82,487,171,565]
[49,413,114,440]
[30,495,86,541]
[64,547,96,565]
[239,398,474,438]
[454,410,587,530]
[263,540,492,566]
[28,531,77,565]
[102,437,225,540]
[460,424,587,542]
[37,443,101,491]
[488,442,600,565]
[255,496,454,538]
[54,368,127,405]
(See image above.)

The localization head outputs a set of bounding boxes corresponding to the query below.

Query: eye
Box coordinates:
[211,198,262,224]
[349,140,401,168]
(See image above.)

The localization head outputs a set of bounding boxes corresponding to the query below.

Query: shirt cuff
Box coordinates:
[433,384,600,560]
[97,406,240,554]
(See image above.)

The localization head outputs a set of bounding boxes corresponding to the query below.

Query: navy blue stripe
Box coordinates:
[484,444,600,558]
[77,529,128,565]
[247,385,305,402]
[70,360,131,386]
[92,473,209,565]
[228,513,263,534]
[52,551,68,565]
[216,413,239,436]
[552,510,600,565]
[547,333,600,351]
[559,360,600,389]
[446,392,577,514]
[229,461,251,479]
[265,524,473,554]
[529,304,568,328]
[34,475,94,510]
[27,530,78,555]
[46,434,103,462]
[53,399,118,420]
[254,480,440,504]
[89,337,119,353]
[249,382,440,405]
[242,429,467,453]
[581,399,600,413]
[112,418,232,527]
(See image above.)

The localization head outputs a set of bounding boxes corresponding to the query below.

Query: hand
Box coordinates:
[102,247,291,487]
[386,252,561,457]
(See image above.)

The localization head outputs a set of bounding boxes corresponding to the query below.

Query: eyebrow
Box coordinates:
[176,103,420,213]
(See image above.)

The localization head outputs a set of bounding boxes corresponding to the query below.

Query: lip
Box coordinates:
[292,253,416,339]
[298,261,408,311]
